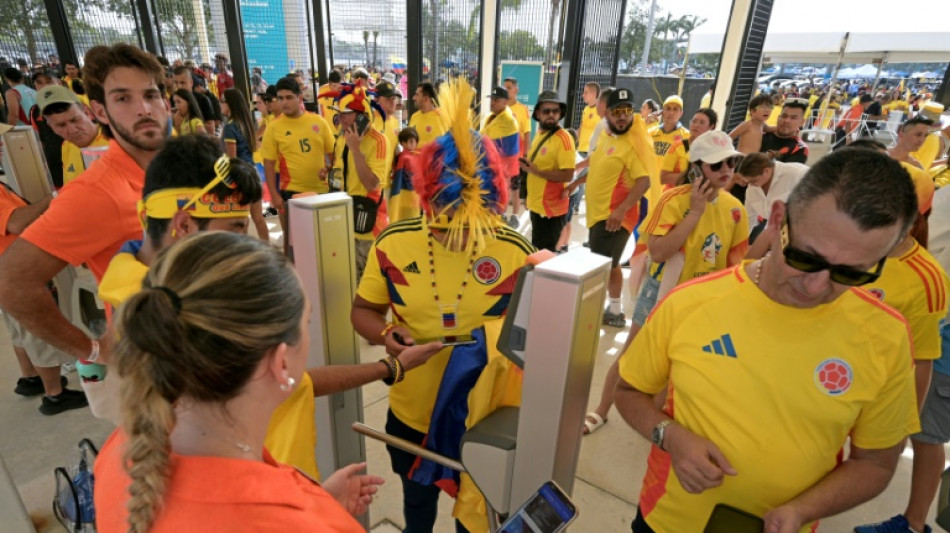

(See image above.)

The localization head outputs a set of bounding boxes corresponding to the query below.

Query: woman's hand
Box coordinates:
[396,340,444,372]
[321,462,385,517]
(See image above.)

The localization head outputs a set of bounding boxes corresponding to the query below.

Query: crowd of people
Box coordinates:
[0,40,949,533]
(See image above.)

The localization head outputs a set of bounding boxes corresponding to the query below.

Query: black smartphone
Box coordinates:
[415,334,477,346]
[498,481,577,533]
[703,504,764,533]
[355,113,370,135]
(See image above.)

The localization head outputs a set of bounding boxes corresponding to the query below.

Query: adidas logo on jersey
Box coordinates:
[285,130,292,136]
[701,334,736,358]
[403,261,420,273]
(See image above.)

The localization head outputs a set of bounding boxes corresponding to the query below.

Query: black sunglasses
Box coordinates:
[701,156,743,172]
[782,213,886,286]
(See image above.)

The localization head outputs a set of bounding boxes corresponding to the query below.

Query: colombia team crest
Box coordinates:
[312,124,321,134]
[814,358,853,396]
[473,257,501,285]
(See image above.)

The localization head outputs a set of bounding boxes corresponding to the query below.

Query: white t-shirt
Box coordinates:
[744,161,809,231]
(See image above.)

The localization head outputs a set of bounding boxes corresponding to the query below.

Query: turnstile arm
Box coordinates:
[351,422,464,472]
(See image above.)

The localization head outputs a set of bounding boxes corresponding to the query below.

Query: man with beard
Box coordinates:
[585,88,651,327]
[519,90,575,251]
[0,44,169,395]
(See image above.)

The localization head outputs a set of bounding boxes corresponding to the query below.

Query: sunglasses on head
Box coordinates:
[701,156,743,172]
[609,106,635,117]
[782,212,886,286]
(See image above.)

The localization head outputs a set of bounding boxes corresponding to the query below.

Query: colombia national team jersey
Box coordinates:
[647,125,689,207]
[525,128,575,217]
[577,105,599,152]
[620,263,919,533]
[409,109,447,147]
[480,107,521,178]
[864,239,949,361]
[644,185,749,283]
[62,128,109,186]
[357,219,534,432]
[260,113,334,193]
[586,130,650,231]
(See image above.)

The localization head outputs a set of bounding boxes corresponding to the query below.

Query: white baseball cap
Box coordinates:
[689,130,743,164]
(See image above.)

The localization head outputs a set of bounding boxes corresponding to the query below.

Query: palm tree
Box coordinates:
[362,30,370,67]
[372,30,379,68]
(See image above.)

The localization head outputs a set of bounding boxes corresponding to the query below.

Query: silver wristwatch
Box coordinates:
[652,419,673,450]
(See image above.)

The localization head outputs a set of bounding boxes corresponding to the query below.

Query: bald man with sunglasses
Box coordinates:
[616,149,921,533]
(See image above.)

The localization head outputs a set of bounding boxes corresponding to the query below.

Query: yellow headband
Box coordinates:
[138,187,250,228]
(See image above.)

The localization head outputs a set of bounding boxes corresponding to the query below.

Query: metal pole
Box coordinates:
[610,0,628,86]
[42,0,79,67]
[352,423,465,471]
[814,32,849,131]
[304,0,318,96]
[406,0,423,114]
[936,61,950,108]
[479,0,499,120]
[134,0,162,55]
[556,0,586,127]
[325,0,335,67]
[220,0,251,99]
[678,34,691,97]
[311,0,328,83]
[639,0,657,72]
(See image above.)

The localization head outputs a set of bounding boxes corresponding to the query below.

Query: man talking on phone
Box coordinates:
[615,149,921,533]
[332,91,392,281]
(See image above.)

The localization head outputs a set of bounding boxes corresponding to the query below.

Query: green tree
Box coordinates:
[154,0,215,61]
[498,30,544,61]
[619,0,655,71]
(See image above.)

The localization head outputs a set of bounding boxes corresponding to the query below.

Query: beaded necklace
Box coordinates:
[427,231,478,330]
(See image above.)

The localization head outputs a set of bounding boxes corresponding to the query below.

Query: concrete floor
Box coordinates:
[0,209,942,532]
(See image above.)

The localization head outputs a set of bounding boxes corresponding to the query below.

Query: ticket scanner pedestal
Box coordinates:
[0,127,106,336]
[288,193,367,481]
[461,251,609,518]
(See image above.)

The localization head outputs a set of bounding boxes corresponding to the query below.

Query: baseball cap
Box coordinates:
[606,88,634,109]
[689,130,743,164]
[37,85,79,114]
[920,102,945,122]
[376,81,400,98]
[663,95,684,108]
[351,68,370,80]
[488,86,508,100]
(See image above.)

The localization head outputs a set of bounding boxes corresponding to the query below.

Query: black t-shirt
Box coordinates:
[192,91,215,124]
[759,133,808,164]
[864,101,882,129]
[29,106,65,188]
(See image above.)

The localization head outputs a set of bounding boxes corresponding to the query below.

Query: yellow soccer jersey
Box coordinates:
[509,101,531,137]
[372,112,400,188]
[644,185,749,283]
[586,130,649,231]
[178,116,205,136]
[620,263,919,533]
[660,139,688,175]
[409,109,446,147]
[864,240,949,361]
[332,128,392,240]
[61,128,109,185]
[912,132,944,171]
[525,128,575,217]
[357,219,534,433]
[577,105,599,152]
[648,125,689,207]
[98,240,322,480]
[318,84,340,134]
[261,113,334,193]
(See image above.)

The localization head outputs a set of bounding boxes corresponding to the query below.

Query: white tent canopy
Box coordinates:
[689,31,950,64]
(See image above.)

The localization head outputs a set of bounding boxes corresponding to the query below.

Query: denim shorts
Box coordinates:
[632,275,661,327]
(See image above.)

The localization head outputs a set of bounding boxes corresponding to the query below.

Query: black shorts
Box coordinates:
[509,174,522,190]
[589,220,630,268]
[530,211,566,252]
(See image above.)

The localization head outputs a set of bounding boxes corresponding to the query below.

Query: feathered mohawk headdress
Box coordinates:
[318,80,386,120]
[411,78,509,253]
